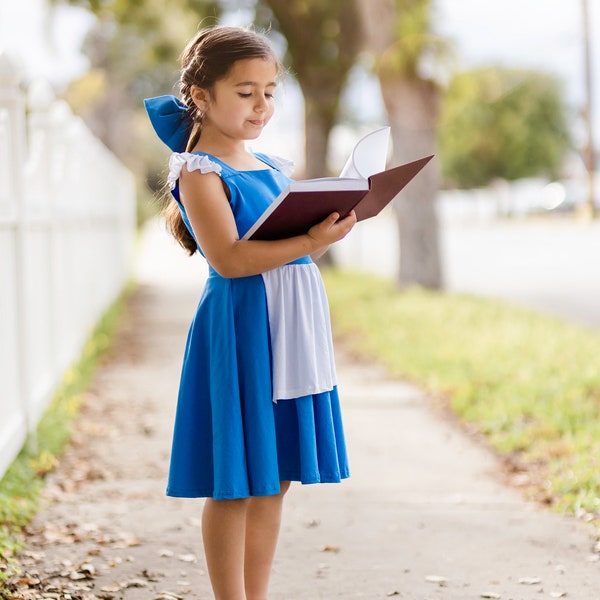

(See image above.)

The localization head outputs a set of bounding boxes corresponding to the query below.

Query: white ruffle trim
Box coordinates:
[267,155,295,177]
[167,152,222,190]
[261,263,337,402]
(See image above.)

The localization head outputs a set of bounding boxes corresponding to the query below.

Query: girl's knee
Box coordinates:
[279,480,291,495]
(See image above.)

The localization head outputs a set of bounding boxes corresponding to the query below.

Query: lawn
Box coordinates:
[323,269,600,521]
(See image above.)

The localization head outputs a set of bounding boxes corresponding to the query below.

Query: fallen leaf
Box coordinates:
[142,568,164,582]
[518,576,542,585]
[155,592,183,600]
[425,575,448,585]
[122,578,148,588]
[177,553,197,563]
[386,591,400,597]
[320,545,340,553]
[480,593,501,599]
[185,517,202,527]
[79,562,96,576]
[304,519,320,528]
[112,532,141,548]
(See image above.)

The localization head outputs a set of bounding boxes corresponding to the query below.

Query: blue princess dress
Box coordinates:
[146,98,349,500]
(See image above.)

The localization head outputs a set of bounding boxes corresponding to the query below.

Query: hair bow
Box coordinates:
[144,95,194,152]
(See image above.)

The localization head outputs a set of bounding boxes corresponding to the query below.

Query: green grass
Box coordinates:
[323,269,600,520]
[0,285,132,579]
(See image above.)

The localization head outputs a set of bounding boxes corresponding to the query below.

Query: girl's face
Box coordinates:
[202,57,278,141]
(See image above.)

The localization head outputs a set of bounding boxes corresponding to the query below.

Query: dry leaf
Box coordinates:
[304,519,320,528]
[480,593,501,599]
[320,545,340,553]
[177,553,197,563]
[142,568,164,582]
[155,592,183,600]
[122,578,148,588]
[518,576,542,585]
[425,575,448,585]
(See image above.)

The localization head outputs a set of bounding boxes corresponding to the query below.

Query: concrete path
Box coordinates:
[9,220,599,600]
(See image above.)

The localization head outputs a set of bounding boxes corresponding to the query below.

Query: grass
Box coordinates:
[0,286,131,580]
[322,269,600,521]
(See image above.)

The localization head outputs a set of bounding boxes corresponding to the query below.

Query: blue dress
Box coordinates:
[165,150,349,500]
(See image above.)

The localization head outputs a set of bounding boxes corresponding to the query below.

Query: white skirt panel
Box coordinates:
[261,263,337,402]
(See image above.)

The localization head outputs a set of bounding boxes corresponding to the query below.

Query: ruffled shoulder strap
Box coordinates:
[167,152,222,190]
[254,152,295,177]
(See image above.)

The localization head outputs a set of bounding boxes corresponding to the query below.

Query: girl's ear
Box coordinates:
[190,85,210,111]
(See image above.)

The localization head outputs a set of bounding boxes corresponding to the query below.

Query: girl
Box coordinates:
[144,25,355,600]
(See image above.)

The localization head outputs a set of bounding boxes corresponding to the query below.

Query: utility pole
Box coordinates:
[582,0,596,218]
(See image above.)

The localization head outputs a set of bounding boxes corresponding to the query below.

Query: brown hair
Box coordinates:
[163,25,281,255]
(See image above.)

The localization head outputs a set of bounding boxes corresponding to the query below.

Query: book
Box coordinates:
[243,126,434,241]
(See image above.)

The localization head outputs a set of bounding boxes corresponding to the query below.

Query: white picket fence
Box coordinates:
[0,52,136,479]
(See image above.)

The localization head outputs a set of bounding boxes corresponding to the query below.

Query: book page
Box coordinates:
[339,126,390,179]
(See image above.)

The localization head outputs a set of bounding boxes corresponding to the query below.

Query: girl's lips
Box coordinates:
[248,119,265,126]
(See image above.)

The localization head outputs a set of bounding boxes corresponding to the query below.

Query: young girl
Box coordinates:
[144,25,355,600]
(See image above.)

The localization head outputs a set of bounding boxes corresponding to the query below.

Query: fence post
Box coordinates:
[0,51,35,452]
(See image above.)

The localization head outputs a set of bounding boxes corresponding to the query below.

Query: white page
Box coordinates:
[339,126,390,179]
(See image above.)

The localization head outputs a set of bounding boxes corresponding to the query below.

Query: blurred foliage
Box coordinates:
[54,0,574,198]
[439,66,572,188]
[377,0,451,83]
[258,0,362,176]
[58,0,221,114]
[56,0,221,212]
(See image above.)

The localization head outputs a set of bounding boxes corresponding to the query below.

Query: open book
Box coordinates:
[243,127,434,241]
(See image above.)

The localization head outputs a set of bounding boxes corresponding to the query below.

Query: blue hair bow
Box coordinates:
[144,95,194,152]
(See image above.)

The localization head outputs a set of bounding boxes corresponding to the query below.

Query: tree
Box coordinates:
[356,0,444,289]
[257,0,362,178]
[57,0,220,165]
[439,67,572,189]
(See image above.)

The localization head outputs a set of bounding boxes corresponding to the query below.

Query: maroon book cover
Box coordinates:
[244,154,434,241]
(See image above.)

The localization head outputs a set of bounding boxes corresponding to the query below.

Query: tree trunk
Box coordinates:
[356,0,444,289]
[303,99,334,178]
[380,77,443,289]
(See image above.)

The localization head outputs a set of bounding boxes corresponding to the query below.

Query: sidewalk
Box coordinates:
[9,220,599,600]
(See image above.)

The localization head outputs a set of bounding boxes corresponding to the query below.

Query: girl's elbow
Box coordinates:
[211,260,241,279]
[210,255,251,279]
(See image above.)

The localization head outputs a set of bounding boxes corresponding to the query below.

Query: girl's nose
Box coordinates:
[255,97,268,112]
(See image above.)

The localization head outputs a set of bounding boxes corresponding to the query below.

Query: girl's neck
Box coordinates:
[192,128,266,171]
[192,127,246,161]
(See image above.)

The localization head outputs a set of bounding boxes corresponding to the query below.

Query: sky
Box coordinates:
[0,0,598,161]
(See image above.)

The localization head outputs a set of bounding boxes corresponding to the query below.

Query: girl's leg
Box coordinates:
[202,497,249,600]
[244,481,291,600]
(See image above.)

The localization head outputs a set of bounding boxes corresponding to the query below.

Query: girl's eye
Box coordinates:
[237,92,275,99]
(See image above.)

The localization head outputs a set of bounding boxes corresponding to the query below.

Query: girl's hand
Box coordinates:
[307,210,357,250]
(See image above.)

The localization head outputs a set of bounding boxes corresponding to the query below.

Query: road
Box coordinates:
[333,213,600,329]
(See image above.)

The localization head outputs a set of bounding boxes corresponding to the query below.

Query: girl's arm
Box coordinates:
[179,166,356,278]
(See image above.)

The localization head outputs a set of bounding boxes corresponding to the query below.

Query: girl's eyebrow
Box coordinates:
[234,81,277,88]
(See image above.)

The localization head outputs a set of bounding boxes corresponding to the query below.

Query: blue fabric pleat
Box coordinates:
[166,273,349,500]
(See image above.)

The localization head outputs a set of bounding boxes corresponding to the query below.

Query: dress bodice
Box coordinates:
[169,151,295,253]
